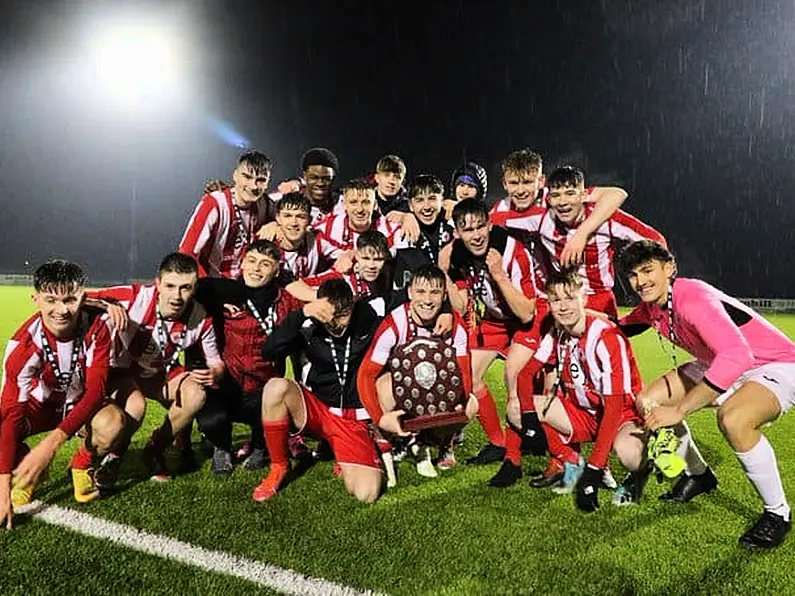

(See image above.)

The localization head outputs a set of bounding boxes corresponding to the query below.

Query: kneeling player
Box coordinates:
[622,240,795,548]
[357,265,477,481]
[253,279,386,503]
[88,253,225,482]
[526,270,646,511]
[0,260,125,527]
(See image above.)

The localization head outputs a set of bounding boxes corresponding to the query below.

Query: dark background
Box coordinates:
[1,0,793,296]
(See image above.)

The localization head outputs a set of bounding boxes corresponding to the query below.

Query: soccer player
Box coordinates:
[287,230,393,302]
[180,151,275,278]
[621,240,795,548]
[373,154,410,214]
[193,240,303,475]
[497,165,659,317]
[0,260,125,528]
[252,279,388,503]
[439,199,536,475]
[88,253,224,482]
[392,174,456,290]
[313,179,403,259]
[523,270,646,511]
[357,265,476,477]
[271,193,334,280]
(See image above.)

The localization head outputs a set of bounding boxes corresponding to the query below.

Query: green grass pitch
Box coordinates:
[2,284,795,595]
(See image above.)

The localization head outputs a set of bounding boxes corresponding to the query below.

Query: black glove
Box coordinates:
[575,464,602,512]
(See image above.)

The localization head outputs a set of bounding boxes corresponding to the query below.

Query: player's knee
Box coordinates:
[125,392,147,422]
[614,435,643,472]
[91,405,126,451]
[717,402,748,440]
[178,380,207,414]
[262,378,290,409]
[350,481,380,504]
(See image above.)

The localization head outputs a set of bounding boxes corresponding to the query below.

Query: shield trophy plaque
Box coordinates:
[390,337,468,432]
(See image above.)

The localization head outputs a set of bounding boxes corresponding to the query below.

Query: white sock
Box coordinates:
[673,421,708,476]
[736,435,790,521]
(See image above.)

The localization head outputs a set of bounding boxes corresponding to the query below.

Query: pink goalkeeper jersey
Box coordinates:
[620,277,795,391]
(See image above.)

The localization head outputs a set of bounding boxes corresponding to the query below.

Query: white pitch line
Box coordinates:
[22,500,386,596]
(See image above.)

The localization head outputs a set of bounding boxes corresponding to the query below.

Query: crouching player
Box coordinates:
[526,270,646,511]
[357,265,477,481]
[253,279,386,503]
[0,260,125,527]
[88,253,225,482]
[622,240,795,548]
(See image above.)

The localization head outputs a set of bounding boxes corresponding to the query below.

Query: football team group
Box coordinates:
[2,147,794,551]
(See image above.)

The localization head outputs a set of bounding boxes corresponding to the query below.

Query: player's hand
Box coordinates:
[13,438,57,492]
[438,243,453,273]
[397,213,420,244]
[204,179,230,194]
[443,199,457,220]
[433,313,453,336]
[106,303,129,331]
[223,303,242,316]
[0,477,12,530]
[303,298,336,323]
[257,221,281,241]
[277,179,302,194]
[485,248,506,280]
[560,229,588,268]
[333,251,355,273]
[189,369,216,387]
[378,410,410,437]
[575,464,602,512]
[645,405,684,431]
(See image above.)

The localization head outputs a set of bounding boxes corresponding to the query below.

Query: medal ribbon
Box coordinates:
[156,310,188,374]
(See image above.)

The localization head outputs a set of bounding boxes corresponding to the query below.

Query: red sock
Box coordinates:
[505,425,523,465]
[70,445,93,470]
[474,386,505,447]
[541,422,579,465]
[516,367,537,407]
[263,418,291,468]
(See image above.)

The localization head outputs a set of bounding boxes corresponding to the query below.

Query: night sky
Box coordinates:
[1,0,794,298]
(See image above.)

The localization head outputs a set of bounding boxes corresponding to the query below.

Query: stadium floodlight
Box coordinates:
[87,17,185,112]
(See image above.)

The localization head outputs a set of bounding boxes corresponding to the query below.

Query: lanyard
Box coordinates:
[156,310,188,374]
[418,221,452,264]
[232,201,252,250]
[40,325,82,393]
[656,286,678,368]
[247,298,277,335]
[325,336,351,388]
[351,269,371,298]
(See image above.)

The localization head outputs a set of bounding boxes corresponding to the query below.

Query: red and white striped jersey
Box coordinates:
[179,189,275,278]
[489,195,552,297]
[276,231,329,279]
[89,284,222,379]
[312,213,401,259]
[488,188,550,216]
[448,230,537,322]
[303,269,374,299]
[533,314,642,411]
[367,303,469,366]
[0,309,112,472]
[500,202,665,295]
